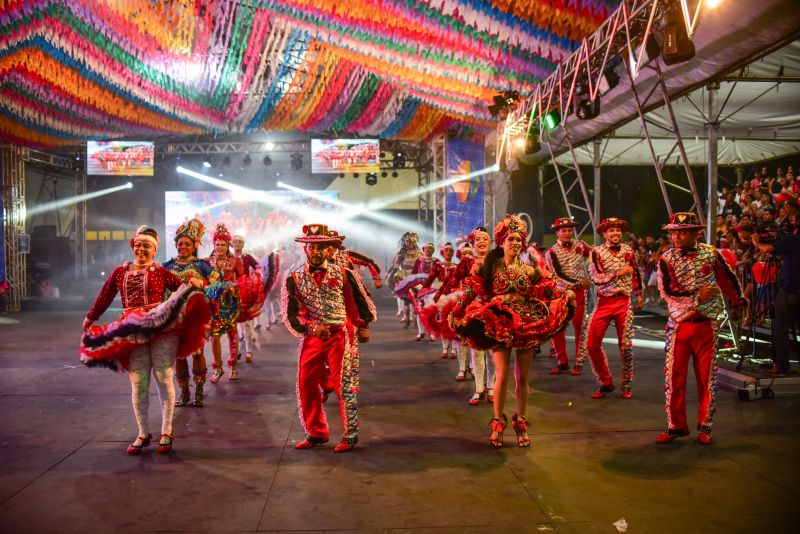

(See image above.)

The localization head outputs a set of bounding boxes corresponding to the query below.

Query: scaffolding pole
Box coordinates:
[593,139,602,246]
[1,145,27,311]
[706,82,720,240]
[430,136,446,247]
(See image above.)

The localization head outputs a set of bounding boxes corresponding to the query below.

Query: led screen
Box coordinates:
[310,138,380,174]
[87,141,155,176]
[164,190,339,260]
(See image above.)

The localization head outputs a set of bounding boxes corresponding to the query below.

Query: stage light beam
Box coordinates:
[27,182,134,217]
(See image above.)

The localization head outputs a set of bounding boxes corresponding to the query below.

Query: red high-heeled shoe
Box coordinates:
[157,434,174,454]
[511,414,531,448]
[127,434,152,455]
[489,414,507,448]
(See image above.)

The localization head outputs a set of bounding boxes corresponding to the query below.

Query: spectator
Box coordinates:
[721,192,742,218]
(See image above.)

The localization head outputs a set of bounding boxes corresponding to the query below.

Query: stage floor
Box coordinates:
[0,292,797,533]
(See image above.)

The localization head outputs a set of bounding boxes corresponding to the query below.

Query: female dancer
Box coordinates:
[387,232,421,327]
[437,227,495,404]
[81,226,210,454]
[452,215,575,448]
[207,224,244,382]
[418,243,459,359]
[408,242,437,341]
[163,219,213,407]
[232,234,265,363]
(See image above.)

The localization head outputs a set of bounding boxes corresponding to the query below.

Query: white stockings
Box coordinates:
[128,335,179,438]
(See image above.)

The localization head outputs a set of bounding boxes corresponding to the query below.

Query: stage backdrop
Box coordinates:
[165,190,338,260]
[445,140,484,244]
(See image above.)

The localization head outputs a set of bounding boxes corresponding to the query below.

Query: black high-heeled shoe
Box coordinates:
[489,414,507,448]
[127,433,152,455]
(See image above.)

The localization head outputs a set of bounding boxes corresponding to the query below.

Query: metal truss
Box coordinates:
[498,0,713,237]
[161,140,309,155]
[430,135,446,247]
[1,145,27,311]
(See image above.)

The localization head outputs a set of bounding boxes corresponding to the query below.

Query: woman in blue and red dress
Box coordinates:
[81,226,210,455]
[452,215,575,448]
[163,219,213,407]
[207,224,243,382]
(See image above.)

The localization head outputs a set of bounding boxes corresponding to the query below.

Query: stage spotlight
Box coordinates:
[706,0,723,7]
[353,173,360,178]
[381,171,387,178]
[599,58,621,95]
[262,155,272,166]
[222,155,231,167]
[514,137,526,149]
[290,153,303,171]
[523,134,540,154]
[628,34,660,75]
[661,6,696,65]
[576,96,601,120]
[487,90,521,119]
[393,152,405,169]
[543,108,561,130]
[203,160,211,168]
[126,182,133,189]
[380,151,386,158]
[263,141,275,151]
[391,171,398,178]
[365,173,378,186]
[243,153,252,166]
[574,76,589,97]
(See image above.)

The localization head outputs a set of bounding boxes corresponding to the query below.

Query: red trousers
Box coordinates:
[664,319,717,431]
[552,289,586,366]
[585,294,634,387]
[297,327,346,440]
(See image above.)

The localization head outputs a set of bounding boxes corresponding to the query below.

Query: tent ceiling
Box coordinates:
[0,0,621,147]
[541,0,800,166]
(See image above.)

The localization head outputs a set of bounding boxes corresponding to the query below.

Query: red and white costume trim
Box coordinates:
[545,240,591,367]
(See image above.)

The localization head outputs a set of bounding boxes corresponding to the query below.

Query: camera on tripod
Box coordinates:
[756,222,780,245]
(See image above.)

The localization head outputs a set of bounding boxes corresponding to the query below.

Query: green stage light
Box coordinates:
[543,109,561,130]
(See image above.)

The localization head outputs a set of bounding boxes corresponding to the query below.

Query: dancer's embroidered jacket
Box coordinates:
[658,243,744,322]
[589,243,642,296]
[284,263,375,337]
[545,240,591,292]
[163,258,213,285]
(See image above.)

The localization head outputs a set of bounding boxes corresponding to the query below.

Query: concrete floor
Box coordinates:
[0,292,797,533]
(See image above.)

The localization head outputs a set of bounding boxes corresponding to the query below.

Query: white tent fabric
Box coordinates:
[536,0,800,167]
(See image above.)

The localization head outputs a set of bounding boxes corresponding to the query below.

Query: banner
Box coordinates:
[445,140,485,244]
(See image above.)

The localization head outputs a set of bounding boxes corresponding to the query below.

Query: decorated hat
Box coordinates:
[130,225,159,249]
[662,212,705,231]
[550,217,577,230]
[213,223,233,243]
[327,229,346,249]
[175,218,205,245]
[295,223,338,243]
[494,214,528,246]
[422,241,435,252]
[596,217,630,234]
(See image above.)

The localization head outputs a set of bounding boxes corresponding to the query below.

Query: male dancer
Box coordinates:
[578,218,643,399]
[232,234,260,363]
[656,213,745,444]
[544,217,591,375]
[283,224,375,452]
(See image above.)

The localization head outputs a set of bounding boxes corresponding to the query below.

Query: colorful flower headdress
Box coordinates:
[494,214,527,246]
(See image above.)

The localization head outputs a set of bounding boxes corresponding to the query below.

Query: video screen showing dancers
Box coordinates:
[87,141,155,176]
[164,190,339,260]
[310,139,380,174]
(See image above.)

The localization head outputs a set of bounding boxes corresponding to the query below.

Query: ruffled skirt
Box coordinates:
[236,271,266,322]
[80,285,211,372]
[454,291,575,350]
[206,278,241,335]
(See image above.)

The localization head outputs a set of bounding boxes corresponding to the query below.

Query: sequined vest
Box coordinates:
[291,264,347,326]
[591,243,635,297]
[660,243,724,323]
[546,241,589,291]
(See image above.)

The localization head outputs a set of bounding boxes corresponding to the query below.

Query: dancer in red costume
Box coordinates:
[452,215,575,447]
[419,242,460,361]
[283,224,376,452]
[545,217,592,375]
[207,224,244,382]
[81,226,210,454]
[656,213,745,444]
[232,234,264,363]
[163,219,214,407]
[578,218,643,399]
[437,228,496,405]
